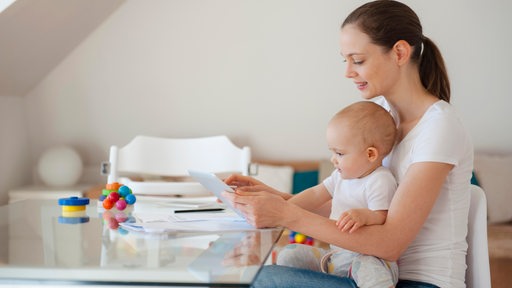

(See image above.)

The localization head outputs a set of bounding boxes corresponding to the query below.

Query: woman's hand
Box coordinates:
[224,174,293,200]
[224,174,264,188]
[222,189,288,228]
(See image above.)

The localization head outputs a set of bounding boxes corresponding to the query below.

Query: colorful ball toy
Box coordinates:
[100,182,136,211]
[289,231,314,246]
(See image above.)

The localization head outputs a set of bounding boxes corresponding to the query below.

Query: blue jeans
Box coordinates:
[252,265,357,288]
[252,265,439,288]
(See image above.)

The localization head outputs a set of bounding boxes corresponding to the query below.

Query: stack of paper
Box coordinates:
[120,209,255,233]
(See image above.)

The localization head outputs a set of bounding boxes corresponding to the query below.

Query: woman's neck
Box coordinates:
[389,95,436,142]
[384,73,439,141]
[388,92,438,124]
[385,67,439,124]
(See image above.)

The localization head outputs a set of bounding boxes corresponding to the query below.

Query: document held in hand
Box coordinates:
[188,170,245,219]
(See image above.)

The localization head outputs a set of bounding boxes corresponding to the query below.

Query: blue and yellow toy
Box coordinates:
[58,196,90,224]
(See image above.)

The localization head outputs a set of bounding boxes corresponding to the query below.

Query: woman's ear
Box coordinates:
[367,147,379,162]
[393,40,412,66]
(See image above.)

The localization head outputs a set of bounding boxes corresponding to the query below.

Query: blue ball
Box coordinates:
[118,185,131,198]
[125,193,136,205]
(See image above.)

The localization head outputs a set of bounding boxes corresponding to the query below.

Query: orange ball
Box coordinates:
[106,182,121,191]
[102,198,114,210]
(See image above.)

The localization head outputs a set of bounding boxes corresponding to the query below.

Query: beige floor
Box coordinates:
[490,257,512,288]
[488,223,512,287]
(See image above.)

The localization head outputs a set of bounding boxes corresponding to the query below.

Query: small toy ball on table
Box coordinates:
[99,182,136,211]
[289,231,314,246]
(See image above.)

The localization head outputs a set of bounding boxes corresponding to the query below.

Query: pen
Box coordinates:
[174,208,225,213]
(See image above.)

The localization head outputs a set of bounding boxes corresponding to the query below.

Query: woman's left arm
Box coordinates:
[292,161,453,261]
[228,161,453,261]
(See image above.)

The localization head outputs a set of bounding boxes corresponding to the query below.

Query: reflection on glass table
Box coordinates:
[0,199,282,286]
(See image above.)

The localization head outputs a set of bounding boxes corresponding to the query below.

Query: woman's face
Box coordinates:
[339,24,399,99]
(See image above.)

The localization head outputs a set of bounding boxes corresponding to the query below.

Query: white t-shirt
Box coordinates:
[323,166,397,220]
[323,166,397,251]
[381,99,473,288]
[323,166,397,259]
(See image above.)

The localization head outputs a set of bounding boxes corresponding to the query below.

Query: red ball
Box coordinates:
[107,192,120,202]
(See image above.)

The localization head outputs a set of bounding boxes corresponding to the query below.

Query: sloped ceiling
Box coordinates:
[0,0,125,97]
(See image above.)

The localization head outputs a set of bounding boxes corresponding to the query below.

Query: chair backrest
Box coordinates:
[466,184,491,288]
[107,135,251,183]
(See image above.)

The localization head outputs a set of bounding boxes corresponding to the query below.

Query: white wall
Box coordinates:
[19,0,512,188]
[0,96,31,204]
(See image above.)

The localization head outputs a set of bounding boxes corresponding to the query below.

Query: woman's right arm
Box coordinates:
[225,174,332,213]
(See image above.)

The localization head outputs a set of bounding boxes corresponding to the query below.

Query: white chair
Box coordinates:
[466,184,491,288]
[103,135,252,196]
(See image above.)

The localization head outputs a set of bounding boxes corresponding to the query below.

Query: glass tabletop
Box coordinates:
[0,199,282,286]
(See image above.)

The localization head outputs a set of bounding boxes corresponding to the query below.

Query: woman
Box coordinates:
[223,1,473,287]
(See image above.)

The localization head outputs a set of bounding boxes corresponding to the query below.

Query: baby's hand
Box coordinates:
[336,209,368,233]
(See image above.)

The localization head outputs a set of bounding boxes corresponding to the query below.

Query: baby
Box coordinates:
[278,101,398,288]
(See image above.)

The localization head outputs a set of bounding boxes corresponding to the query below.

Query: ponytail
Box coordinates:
[420,37,450,102]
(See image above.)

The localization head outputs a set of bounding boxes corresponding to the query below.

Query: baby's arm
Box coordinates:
[336,209,387,233]
[289,183,332,214]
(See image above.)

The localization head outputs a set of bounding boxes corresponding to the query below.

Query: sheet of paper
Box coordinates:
[133,196,224,215]
[135,195,220,208]
[121,210,254,233]
[170,210,244,222]
[120,219,255,233]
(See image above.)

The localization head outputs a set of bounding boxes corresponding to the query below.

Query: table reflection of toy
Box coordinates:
[289,231,314,246]
[100,182,136,211]
[58,196,90,224]
[101,210,135,234]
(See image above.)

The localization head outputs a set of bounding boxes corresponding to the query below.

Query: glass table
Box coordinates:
[0,199,282,286]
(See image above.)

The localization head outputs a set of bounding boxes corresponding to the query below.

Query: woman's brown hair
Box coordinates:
[342,0,450,102]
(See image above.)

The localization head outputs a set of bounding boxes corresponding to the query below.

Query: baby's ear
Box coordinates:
[367,147,379,162]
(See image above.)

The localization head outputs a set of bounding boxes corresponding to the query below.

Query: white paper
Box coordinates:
[170,210,245,222]
[120,220,255,233]
[121,210,254,233]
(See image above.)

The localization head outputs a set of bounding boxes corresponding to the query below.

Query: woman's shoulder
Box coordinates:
[425,100,460,120]
[409,100,473,164]
[418,100,467,132]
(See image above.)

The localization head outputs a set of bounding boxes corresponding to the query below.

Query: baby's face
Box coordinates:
[326,121,374,179]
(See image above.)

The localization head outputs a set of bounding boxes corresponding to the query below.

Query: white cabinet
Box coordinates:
[8,185,91,203]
